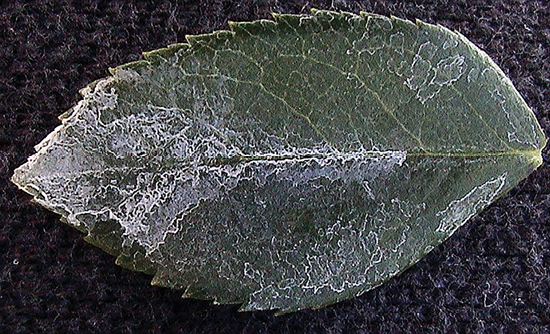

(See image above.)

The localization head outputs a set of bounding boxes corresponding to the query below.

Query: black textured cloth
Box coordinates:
[1,1,549,333]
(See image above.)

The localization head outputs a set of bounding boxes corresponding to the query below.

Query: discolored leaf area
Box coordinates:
[11,9,546,313]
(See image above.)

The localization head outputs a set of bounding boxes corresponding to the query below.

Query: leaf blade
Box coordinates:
[11,9,545,313]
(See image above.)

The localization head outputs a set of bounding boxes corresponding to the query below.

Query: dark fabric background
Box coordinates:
[1,1,549,333]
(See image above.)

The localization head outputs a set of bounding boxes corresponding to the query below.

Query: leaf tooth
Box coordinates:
[58,106,76,120]
[273,307,300,316]
[142,43,189,62]
[150,268,187,290]
[310,8,361,27]
[227,20,250,34]
[309,8,320,14]
[109,60,150,74]
[74,78,103,98]
[228,19,277,35]
[181,285,212,301]
[238,299,292,315]
[389,14,419,30]
[237,300,260,313]
[212,295,244,306]
[185,30,235,49]
[271,13,300,24]
[270,12,301,26]
[359,10,377,19]
[415,18,425,27]
[273,9,364,32]
[115,252,156,275]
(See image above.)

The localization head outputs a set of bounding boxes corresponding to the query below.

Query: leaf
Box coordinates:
[11,9,546,313]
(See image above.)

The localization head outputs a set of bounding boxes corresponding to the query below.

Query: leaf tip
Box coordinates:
[532,148,544,169]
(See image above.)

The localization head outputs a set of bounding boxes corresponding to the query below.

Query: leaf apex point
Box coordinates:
[532,149,544,169]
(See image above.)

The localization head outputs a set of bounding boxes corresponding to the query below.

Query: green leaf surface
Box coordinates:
[11,9,546,313]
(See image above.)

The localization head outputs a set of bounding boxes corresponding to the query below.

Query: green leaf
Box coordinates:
[11,9,546,313]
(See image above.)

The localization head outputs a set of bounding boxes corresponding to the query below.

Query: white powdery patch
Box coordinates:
[436,173,507,234]
[115,148,407,254]
[404,39,466,104]
[11,77,120,227]
[10,58,412,258]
